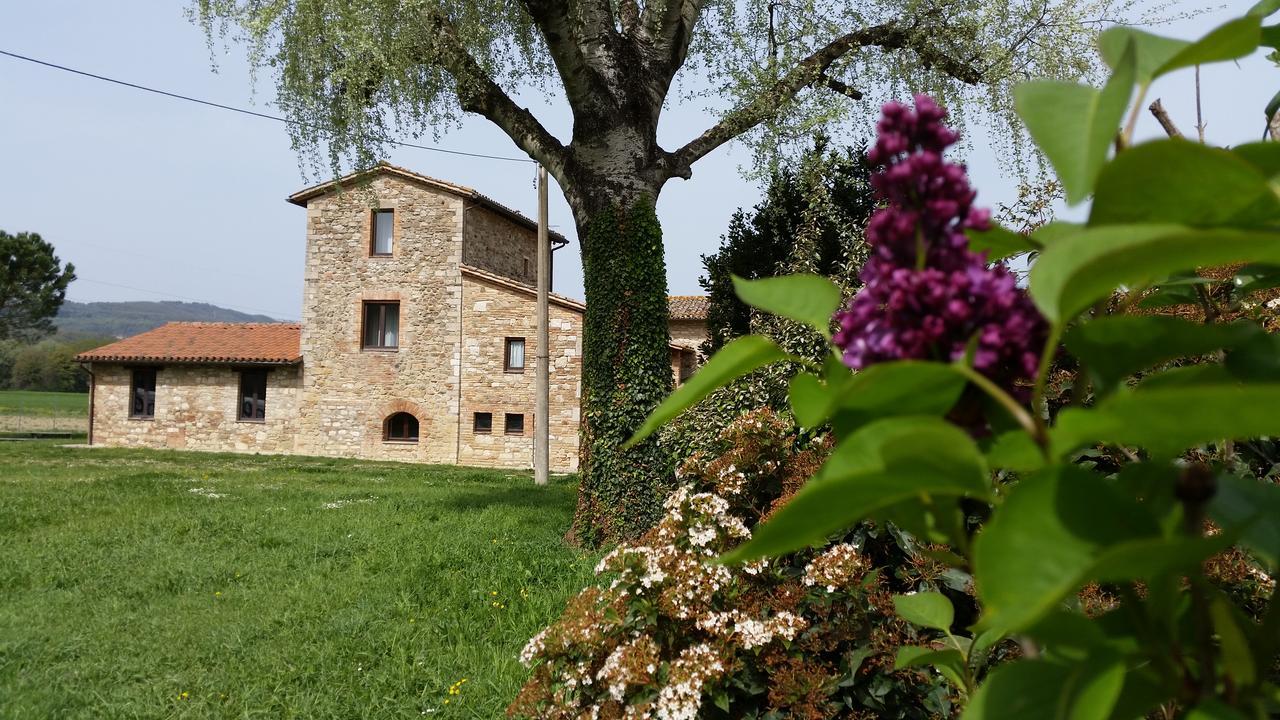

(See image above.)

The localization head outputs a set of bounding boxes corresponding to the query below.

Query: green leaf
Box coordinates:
[830,361,967,432]
[788,372,830,428]
[894,591,955,632]
[1232,263,1280,295]
[723,416,989,563]
[974,466,1160,633]
[962,657,1125,720]
[1028,224,1280,323]
[1090,140,1280,229]
[984,430,1045,472]
[967,225,1039,261]
[1210,474,1280,569]
[1225,330,1280,380]
[624,335,791,447]
[1261,23,1280,50]
[1230,142,1280,177]
[1185,700,1251,720]
[1063,316,1261,394]
[1097,27,1189,83]
[1052,384,1280,458]
[1154,16,1263,77]
[1210,596,1257,687]
[732,274,841,338]
[895,646,967,690]
[1267,89,1280,134]
[1251,0,1280,17]
[1013,43,1135,205]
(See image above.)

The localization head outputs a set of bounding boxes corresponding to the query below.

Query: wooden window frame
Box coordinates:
[504,337,526,373]
[237,369,268,423]
[473,412,493,435]
[504,412,525,436]
[361,301,400,351]
[370,209,394,257]
[128,367,156,420]
[383,412,419,443]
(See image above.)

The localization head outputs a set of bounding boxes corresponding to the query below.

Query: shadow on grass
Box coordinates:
[442,483,576,513]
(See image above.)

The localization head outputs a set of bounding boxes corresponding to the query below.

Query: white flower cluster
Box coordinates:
[802,542,868,593]
[519,628,548,667]
[694,609,808,649]
[654,644,725,720]
[596,635,657,702]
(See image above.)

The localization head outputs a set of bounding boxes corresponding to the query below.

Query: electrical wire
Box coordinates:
[0,48,536,164]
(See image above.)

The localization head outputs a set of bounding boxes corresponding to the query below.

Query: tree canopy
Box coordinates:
[0,231,76,342]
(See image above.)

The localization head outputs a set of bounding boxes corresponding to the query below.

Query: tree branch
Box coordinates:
[1148,99,1184,139]
[423,12,569,181]
[668,21,981,176]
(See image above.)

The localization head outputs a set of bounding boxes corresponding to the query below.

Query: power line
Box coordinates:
[77,277,300,322]
[0,48,536,164]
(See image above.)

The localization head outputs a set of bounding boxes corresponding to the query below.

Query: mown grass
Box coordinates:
[0,442,596,718]
[0,390,88,414]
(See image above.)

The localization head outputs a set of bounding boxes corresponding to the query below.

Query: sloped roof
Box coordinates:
[77,322,302,365]
[668,295,709,321]
[460,264,586,312]
[287,162,569,247]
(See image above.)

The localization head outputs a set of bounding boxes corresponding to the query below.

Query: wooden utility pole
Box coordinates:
[535,165,550,486]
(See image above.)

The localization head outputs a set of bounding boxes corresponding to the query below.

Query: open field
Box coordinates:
[0,390,88,434]
[0,441,596,718]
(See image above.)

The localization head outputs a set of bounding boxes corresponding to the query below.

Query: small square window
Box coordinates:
[504,337,526,372]
[504,413,525,436]
[473,412,493,434]
[371,209,394,255]
[129,368,156,419]
[238,369,267,421]
[362,302,400,349]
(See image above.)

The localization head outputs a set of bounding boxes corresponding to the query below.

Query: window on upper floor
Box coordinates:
[129,368,156,419]
[238,369,267,421]
[384,412,419,442]
[371,209,394,256]
[504,412,524,436]
[473,412,493,434]
[504,337,526,372]
[362,302,400,349]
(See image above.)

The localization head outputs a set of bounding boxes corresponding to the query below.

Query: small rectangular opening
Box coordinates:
[129,368,156,419]
[371,209,394,256]
[238,369,268,421]
[473,412,493,434]
[362,301,400,349]
[504,413,524,436]
[504,337,526,372]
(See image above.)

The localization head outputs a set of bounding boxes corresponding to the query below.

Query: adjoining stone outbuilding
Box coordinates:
[78,164,707,472]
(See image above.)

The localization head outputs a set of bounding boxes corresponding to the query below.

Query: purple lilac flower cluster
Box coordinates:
[832,95,1046,396]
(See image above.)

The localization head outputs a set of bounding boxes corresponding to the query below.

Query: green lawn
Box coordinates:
[0,390,88,414]
[0,442,596,719]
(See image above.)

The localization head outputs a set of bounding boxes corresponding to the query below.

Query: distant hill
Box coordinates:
[55,301,280,339]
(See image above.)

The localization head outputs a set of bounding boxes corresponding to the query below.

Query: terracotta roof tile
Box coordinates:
[668,295,709,321]
[77,322,302,365]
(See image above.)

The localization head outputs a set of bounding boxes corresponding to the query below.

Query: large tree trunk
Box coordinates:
[568,162,676,546]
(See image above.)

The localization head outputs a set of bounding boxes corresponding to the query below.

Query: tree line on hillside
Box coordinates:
[0,229,80,392]
[0,337,110,393]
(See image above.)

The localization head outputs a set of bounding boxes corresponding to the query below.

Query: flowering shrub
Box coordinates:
[627,9,1280,718]
[510,410,959,719]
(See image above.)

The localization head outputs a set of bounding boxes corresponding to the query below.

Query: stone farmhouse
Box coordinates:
[77,164,708,473]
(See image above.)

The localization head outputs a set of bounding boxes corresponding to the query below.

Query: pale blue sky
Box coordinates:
[0,1,1271,321]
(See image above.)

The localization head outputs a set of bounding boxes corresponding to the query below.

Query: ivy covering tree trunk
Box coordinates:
[574,199,674,544]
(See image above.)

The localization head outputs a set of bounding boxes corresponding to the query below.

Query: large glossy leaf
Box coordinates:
[788,372,829,428]
[1232,263,1280,295]
[1028,225,1280,323]
[894,591,955,632]
[1210,474,1280,569]
[962,657,1125,720]
[624,335,792,447]
[1153,16,1262,77]
[1251,0,1280,17]
[1063,316,1261,393]
[983,430,1045,472]
[1231,142,1280,177]
[1090,140,1280,228]
[830,361,967,432]
[1097,27,1189,83]
[895,646,967,690]
[732,274,842,338]
[974,466,1160,633]
[723,416,989,563]
[1052,384,1280,458]
[967,225,1039,261]
[1013,43,1135,205]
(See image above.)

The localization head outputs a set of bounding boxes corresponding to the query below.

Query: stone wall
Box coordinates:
[458,272,582,472]
[89,363,301,453]
[462,204,538,286]
[668,318,708,354]
[294,174,464,464]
